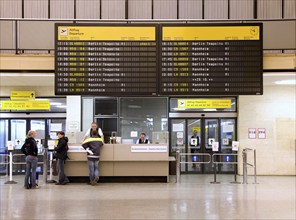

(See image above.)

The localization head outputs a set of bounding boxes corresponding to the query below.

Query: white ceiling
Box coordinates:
[0,72,295,87]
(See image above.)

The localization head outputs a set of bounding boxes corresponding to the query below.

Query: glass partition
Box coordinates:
[120,97,168,144]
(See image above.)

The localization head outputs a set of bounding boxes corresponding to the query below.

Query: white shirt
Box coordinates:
[136,138,150,144]
[84,128,104,139]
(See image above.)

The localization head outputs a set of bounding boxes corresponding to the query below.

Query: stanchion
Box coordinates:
[231,153,241,184]
[4,152,17,184]
[176,150,180,183]
[210,162,220,184]
[47,151,56,183]
[253,149,257,184]
[43,148,48,184]
[242,149,248,184]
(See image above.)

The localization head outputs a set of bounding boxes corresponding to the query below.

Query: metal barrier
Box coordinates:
[3,153,45,184]
[4,152,17,184]
[211,153,239,184]
[176,150,211,183]
[242,148,257,184]
[0,152,9,174]
[12,154,44,165]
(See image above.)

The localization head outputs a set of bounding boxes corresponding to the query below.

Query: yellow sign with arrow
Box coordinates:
[10,91,36,100]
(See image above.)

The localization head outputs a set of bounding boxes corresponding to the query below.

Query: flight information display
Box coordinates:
[160,24,263,95]
[55,24,158,95]
[55,23,263,96]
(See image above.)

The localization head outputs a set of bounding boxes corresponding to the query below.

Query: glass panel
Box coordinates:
[170,119,186,172]
[120,98,168,144]
[96,118,117,144]
[220,118,236,172]
[220,119,236,152]
[205,119,219,150]
[30,120,45,154]
[170,97,236,112]
[0,120,9,174]
[82,97,94,132]
[11,120,27,149]
[95,98,118,116]
[187,119,201,172]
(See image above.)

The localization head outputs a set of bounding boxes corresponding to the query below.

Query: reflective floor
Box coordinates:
[1,175,295,220]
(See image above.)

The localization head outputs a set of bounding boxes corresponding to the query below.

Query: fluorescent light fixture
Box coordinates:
[56,105,67,108]
[50,102,63,106]
[275,80,296,85]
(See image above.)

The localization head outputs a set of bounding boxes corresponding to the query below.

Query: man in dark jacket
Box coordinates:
[82,130,104,186]
[21,130,39,189]
[54,131,69,185]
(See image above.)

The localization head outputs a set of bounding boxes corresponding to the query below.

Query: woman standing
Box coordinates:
[54,131,69,185]
[21,130,39,189]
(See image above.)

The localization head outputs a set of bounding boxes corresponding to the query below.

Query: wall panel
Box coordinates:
[50,0,74,19]
[101,0,125,19]
[230,0,253,19]
[284,0,296,18]
[263,21,296,50]
[24,0,48,18]
[19,21,55,50]
[179,0,202,19]
[204,0,228,19]
[153,0,177,19]
[128,0,152,19]
[76,0,100,19]
[0,21,14,50]
[0,0,22,18]
[258,0,282,19]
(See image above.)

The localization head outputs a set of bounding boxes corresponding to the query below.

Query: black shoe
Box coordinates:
[55,182,62,185]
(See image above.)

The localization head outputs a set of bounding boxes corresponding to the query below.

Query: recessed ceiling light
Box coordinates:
[275,80,296,85]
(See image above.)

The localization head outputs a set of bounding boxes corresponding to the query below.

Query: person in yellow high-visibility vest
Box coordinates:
[82,130,104,186]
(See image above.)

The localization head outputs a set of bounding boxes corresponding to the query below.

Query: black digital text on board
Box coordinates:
[55,23,263,96]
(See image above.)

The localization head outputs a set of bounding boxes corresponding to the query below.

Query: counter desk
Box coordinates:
[64,144,172,182]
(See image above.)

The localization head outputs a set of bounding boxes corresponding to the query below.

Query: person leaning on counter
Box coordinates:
[81,122,104,144]
[136,132,150,144]
[82,130,104,186]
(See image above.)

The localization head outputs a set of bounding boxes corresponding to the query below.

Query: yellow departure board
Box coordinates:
[58,26,156,41]
[162,26,260,41]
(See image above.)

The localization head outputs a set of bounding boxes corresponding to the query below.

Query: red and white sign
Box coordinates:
[248,128,256,139]
[258,128,266,139]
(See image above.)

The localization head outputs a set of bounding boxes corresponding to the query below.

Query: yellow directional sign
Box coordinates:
[10,91,36,100]
[0,100,50,110]
[178,99,232,109]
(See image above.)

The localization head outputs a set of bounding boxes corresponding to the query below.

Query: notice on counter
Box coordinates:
[131,145,167,153]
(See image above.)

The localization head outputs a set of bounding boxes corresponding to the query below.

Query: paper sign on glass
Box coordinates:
[208,138,215,146]
[7,141,14,150]
[177,132,183,138]
[212,142,219,151]
[172,123,184,132]
[232,141,239,151]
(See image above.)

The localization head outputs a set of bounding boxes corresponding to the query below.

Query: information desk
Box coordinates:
[64,144,171,182]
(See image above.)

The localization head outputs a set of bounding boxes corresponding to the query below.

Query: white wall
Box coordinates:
[238,85,296,175]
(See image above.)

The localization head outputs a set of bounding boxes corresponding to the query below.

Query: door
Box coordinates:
[170,118,236,174]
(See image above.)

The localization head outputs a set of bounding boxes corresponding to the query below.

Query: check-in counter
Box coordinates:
[64,144,171,182]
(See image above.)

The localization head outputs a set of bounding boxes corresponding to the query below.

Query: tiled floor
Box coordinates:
[1,174,295,220]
